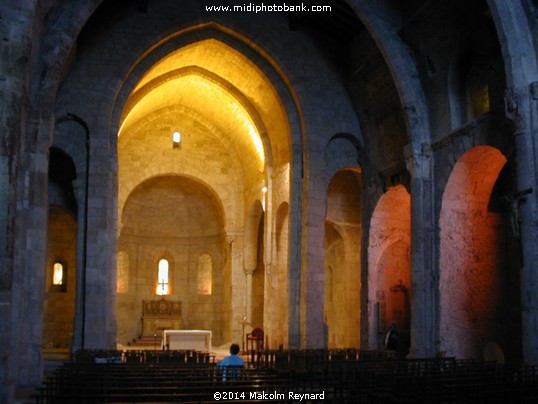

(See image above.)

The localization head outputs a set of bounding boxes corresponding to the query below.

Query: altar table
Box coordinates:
[162,330,212,352]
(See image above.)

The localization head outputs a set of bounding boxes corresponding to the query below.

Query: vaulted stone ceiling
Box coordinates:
[118,38,292,177]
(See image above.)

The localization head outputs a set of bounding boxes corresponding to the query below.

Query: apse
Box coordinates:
[117,175,226,345]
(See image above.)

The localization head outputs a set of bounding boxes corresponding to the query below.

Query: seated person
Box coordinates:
[218,343,244,381]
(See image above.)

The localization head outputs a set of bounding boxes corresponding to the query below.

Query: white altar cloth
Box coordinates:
[162,330,212,352]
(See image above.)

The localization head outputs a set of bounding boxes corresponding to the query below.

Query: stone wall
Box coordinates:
[117,175,226,345]
[368,186,411,349]
[439,146,513,359]
[325,170,362,348]
[43,206,77,348]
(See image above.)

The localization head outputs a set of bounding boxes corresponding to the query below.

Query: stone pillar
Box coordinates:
[243,220,257,330]
[287,174,302,349]
[300,164,326,349]
[507,85,538,364]
[227,233,245,344]
[1,4,49,401]
[84,152,118,349]
[71,178,86,351]
[405,143,437,358]
[0,152,14,404]
[11,133,52,398]
[244,267,255,325]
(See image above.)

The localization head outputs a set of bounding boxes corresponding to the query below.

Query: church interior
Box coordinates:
[3,0,538,402]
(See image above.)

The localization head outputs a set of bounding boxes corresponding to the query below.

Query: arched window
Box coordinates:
[197,253,212,295]
[53,262,63,285]
[52,261,67,292]
[156,258,170,295]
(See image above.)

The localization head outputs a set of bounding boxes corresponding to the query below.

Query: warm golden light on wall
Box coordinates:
[118,73,265,169]
[197,253,212,295]
[117,251,129,294]
[248,122,265,166]
[116,36,286,172]
[261,184,268,211]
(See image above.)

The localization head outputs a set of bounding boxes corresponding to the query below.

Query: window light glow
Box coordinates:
[156,258,170,295]
[52,262,63,286]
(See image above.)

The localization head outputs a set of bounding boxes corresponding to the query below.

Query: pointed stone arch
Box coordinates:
[439,145,515,359]
[368,185,411,350]
[324,169,362,348]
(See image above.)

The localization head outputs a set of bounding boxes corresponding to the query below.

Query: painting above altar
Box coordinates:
[141,299,183,337]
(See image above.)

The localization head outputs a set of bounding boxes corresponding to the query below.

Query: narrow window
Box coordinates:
[53,262,64,285]
[52,261,67,292]
[156,258,170,295]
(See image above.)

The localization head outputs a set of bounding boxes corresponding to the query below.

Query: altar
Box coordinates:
[141,299,182,337]
[162,330,212,352]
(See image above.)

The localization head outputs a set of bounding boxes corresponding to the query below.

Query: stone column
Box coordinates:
[507,85,538,364]
[71,178,86,351]
[227,233,245,344]
[405,143,437,358]
[244,267,255,325]
[84,151,117,349]
[300,164,326,349]
[287,174,302,349]
[243,223,257,330]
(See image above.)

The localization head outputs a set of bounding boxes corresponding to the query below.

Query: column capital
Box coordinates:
[244,267,256,276]
[403,142,432,179]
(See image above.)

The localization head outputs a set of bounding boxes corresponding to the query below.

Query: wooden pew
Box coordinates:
[35,349,538,404]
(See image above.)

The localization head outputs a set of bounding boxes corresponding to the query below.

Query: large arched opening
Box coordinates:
[439,145,518,360]
[43,148,78,352]
[116,31,292,347]
[324,169,362,348]
[117,175,226,345]
[368,185,411,352]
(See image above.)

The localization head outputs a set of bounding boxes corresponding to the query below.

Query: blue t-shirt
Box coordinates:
[218,355,244,381]
[219,354,245,367]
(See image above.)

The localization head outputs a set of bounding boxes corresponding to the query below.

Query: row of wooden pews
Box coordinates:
[34,363,294,403]
[34,349,538,403]
[253,348,538,403]
[34,349,329,403]
[72,349,214,364]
